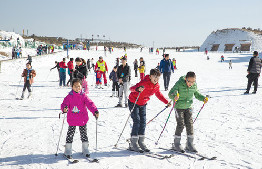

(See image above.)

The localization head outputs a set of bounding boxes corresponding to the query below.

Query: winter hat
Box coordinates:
[121,57,127,61]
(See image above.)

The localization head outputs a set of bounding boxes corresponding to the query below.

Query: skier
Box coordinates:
[73,58,88,94]
[168,71,208,153]
[91,58,95,71]
[244,51,262,94]
[138,61,145,80]
[128,69,171,152]
[159,54,174,91]
[156,63,160,70]
[59,58,68,87]
[172,58,177,69]
[95,56,108,86]
[20,62,36,99]
[50,61,60,81]
[115,57,131,107]
[87,59,91,72]
[221,55,225,62]
[133,59,138,77]
[61,78,99,159]
[205,48,208,55]
[109,66,119,97]
[66,58,74,87]
[95,67,103,89]
[116,58,120,67]
[229,60,232,69]
[27,55,32,64]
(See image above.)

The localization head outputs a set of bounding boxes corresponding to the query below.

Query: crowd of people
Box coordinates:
[17,48,262,160]
[11,46,22,59]
[37,45,55,55]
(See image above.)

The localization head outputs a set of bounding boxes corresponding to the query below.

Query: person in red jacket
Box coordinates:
[128,69,171,153]
[94,56,108,86]
[67,58,74,86]
[59,58,68,87]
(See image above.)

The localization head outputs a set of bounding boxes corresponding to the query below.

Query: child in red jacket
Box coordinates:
[128,69,171,153]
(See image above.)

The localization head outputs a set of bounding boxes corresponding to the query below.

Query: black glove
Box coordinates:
[135,85,144,92]
[63,106,68,114]
[95,111,99,120]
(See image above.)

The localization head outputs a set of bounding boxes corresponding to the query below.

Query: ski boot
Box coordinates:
[129,136,144,153]
[138,135,150,152]
[27,92,32,99]
[20,91,25,100]
[172,135,185,153]
[64,143,73,158]
[185,135,197,153]
[82,142,90,158]
[110,91,115,97]
[115,103,122,107]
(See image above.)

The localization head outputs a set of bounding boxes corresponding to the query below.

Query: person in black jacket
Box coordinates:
[116,57,131,107]
[87,59,91,72]
[73,57,87,80]
[244,51,262,94]
[50,61,60,81]
[133,59,138,77]
[109,66,119,97]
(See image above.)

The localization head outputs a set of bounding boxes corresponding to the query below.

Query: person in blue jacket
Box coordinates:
[159,54,174,91]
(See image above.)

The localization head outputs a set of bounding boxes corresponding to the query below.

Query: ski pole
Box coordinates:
[193,95,208,123]
[147,101,171,125]
[15,76,22,98]
[55,107,67,156]
[193,103,206,124]
[96,119,98,150]
[114,91,141,147]
[155,103,174,145]
[155,94,179,145]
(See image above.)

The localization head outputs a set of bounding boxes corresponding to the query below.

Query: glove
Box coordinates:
[94,111,99,120]
[204,97,208,103]
[63,106,68,114]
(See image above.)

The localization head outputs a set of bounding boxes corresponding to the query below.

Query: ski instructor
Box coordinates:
[95,56,108,86]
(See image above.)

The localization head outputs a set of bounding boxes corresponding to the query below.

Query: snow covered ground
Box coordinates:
[0,48,261,169]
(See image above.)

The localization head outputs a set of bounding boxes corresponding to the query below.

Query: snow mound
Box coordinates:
[200,28,262,52]
[0,30,25,47]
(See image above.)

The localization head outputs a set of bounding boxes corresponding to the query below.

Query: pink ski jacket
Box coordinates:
[61,90,98,126]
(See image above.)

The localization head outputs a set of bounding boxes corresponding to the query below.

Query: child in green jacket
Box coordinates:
[168,71,208,153]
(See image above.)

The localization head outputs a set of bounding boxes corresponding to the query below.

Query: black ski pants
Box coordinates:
[163,72,171,90]
[246,73,259,92]
[23,80,32,92]
[66,125,88,143]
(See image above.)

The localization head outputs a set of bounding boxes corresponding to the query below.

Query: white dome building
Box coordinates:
[200,28,262,52]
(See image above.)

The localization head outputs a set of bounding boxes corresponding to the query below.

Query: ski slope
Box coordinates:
[0,48,261,169]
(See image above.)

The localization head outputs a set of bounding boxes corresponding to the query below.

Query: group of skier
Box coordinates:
[56,54,208,160]
[18,50,210,161]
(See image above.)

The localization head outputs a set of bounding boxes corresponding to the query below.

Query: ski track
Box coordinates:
[0,49,262,168]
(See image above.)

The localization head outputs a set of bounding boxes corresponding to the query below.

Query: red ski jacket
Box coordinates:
[67,61,74,70]
[129,75,168,106]
[59,61,68,69]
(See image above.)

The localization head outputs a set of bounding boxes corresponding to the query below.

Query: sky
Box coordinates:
[1,0,262,47]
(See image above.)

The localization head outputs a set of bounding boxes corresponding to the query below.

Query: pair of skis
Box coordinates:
[63,154,99,164]
[159,147,217,160]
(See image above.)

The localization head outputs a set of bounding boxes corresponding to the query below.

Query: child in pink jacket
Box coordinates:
[61,78,99,159]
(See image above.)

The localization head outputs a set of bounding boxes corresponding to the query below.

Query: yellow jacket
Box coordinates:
[138,66,145,73]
